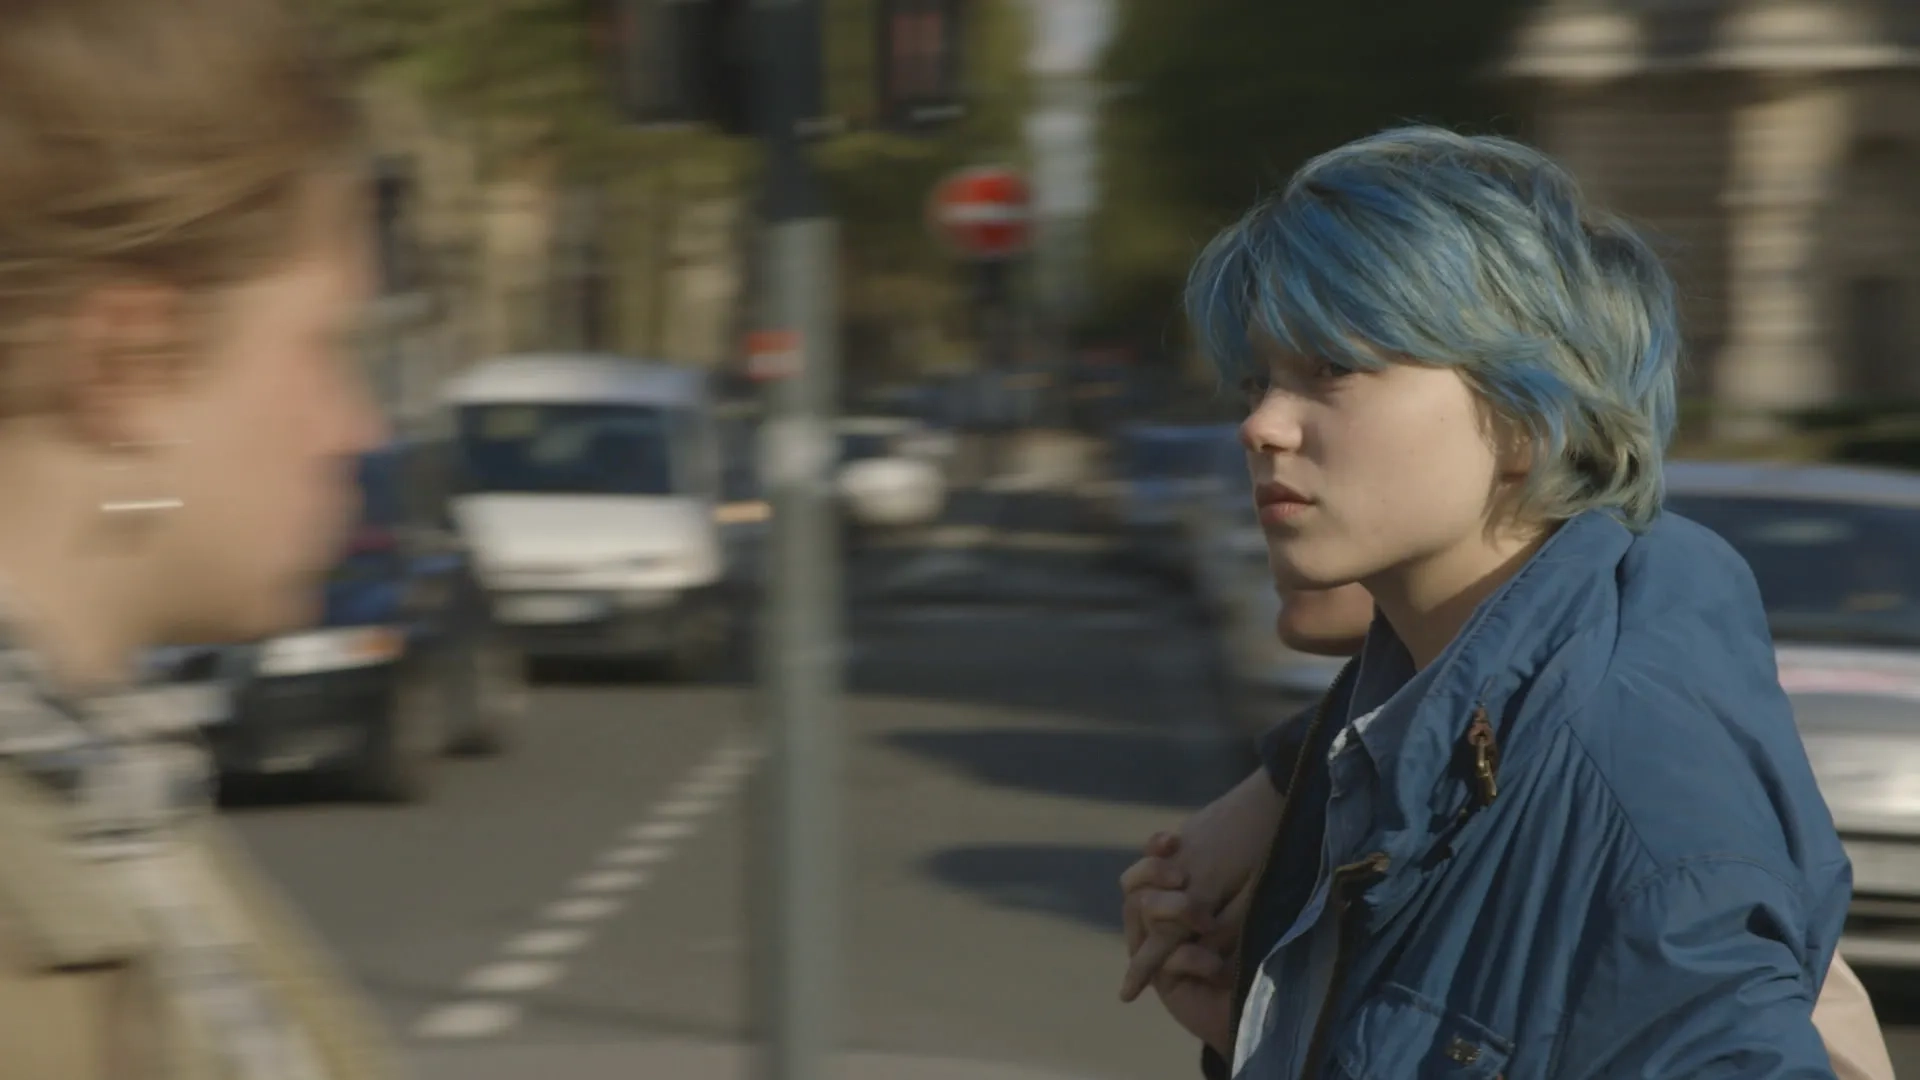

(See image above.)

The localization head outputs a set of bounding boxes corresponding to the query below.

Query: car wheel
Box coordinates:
[347,664,440,803]
[446,634,525,757]
[666,595,732,681]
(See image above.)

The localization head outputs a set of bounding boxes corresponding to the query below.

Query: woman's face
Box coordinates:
[1238,345,1511,594]
[150,185,382,640]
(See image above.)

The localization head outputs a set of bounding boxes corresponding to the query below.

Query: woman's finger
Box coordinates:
[1119,854,1186,896]
[1120,924,1185,1003]
[1124,884,1203,954]
[1136,888,1213,936]
[1157,942,1227,986]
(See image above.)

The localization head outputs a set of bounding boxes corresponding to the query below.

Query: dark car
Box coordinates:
[154,439,524,802]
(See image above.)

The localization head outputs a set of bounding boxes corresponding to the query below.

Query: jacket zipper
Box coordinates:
[1224,658,1359,1012]
[1298,851,1392,1080]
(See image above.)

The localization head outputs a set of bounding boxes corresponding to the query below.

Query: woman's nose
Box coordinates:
[1240,393,1303,455]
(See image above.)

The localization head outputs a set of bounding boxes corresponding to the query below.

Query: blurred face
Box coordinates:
[149,186,383,639]
[1275,583,1373,658]
[1238,344,1513,594]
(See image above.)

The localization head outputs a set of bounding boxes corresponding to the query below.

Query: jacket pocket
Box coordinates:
[1329,982,1513,1080]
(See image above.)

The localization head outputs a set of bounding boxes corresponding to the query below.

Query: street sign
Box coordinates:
[929,165,1032,259]
[746,329,804,382]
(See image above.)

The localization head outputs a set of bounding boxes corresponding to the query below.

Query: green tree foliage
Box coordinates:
[317,0,1030,378]
[818,0,1032,377]
[318,0,744,177]
[1089,0,1536,359]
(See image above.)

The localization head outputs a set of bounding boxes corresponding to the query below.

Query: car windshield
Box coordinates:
[840,431,893,462]
[1666,493,1920,648]
[456,402,677,496]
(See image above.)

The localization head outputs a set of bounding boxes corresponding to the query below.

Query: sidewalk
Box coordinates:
[412,1037,1118,1080]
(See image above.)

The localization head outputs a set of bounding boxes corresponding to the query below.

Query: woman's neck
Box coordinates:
[0,451,149,693]
[1366,521,1557,670]
[6,578,142,692]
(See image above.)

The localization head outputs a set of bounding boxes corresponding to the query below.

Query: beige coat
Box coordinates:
[0,763,406,1080]
[1819,954,1895,1080]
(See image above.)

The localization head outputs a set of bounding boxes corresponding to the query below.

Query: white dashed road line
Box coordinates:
[462,960,562,994]
[412,733,761,1040]
[573,868,649,893]
[504,928,591,957]
[600,844,672,867]
[413,1000,521,1040]
[543,896,624,923]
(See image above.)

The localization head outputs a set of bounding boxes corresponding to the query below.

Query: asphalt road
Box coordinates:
[225,520,1920,1079]
[230,536,1247,1080]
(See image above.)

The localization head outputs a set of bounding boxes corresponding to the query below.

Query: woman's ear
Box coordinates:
[1471,396,1535,483]
[1490,410,1536,481]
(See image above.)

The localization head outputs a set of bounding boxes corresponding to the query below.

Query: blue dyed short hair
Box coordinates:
[1186,125,1679,529]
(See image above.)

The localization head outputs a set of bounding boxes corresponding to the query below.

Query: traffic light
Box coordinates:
[875,0,966,132]
[593,0,753,134]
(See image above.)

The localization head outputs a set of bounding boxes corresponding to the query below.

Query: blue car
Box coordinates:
[152,439,524,803]
[1112,422,1241,583]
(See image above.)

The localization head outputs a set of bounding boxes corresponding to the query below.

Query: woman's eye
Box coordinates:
[1312,360,1350,380]
[1239,374,1271,408]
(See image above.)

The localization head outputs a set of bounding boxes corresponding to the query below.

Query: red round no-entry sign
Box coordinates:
[929,165,1032,259]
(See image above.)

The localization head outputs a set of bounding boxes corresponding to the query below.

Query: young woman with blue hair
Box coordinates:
[1117,126,1851,1079]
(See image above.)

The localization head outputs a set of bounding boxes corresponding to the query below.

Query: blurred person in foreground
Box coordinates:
[1124,583,1895,1080]
[1113,126,1850,1079]
[0,0,401,1076]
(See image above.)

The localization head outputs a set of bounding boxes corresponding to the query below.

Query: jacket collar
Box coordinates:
[1344,510,1636,915]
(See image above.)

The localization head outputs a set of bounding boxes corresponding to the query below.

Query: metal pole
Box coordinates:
[751,0,841,1078]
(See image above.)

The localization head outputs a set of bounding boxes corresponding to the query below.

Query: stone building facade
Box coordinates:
[352,76,751,431]
[1506,0,1920,434]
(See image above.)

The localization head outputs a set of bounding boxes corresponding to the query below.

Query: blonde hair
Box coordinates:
[0,0,362,394]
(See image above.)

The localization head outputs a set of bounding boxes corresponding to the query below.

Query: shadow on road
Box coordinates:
[216,773,345,811]
[843,599,1226,733]
[1858,969,1920,1026]
[923,842,1139,935]
[885,726,1240,811]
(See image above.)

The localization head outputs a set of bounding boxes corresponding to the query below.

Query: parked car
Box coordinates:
[835,415,952,534]
[151,439,524,803]
[1665,460,1920,971]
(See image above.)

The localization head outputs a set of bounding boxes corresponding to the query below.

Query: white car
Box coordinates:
[835,416,951,531]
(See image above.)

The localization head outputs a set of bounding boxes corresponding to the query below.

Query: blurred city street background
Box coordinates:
[153,0,1920,1076]
[229,483,1251,1080]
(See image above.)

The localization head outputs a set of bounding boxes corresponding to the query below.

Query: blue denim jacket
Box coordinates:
[1213,509,1849,1079]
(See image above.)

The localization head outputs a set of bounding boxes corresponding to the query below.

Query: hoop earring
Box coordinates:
[99,440,186,518]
